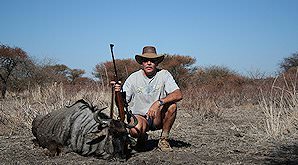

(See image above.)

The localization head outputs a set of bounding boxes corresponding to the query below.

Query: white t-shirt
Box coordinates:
[122,69,180,115]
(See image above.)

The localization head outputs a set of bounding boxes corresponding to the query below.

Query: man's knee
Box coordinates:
[129,128,139,138]
[153,103,177,130]
[166,103,177,115]
[129,116,148,137]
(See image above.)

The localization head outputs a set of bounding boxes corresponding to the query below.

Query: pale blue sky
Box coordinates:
[1,0,298,77]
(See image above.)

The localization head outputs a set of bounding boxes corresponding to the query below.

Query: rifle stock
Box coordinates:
[115,91,125,122]
[110,44,126,122]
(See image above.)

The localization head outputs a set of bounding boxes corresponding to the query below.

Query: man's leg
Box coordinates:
[153,103,177,136]
[129,115,149,149]
[129,104,177,151]
[129,115,149,138]
[157,103,177,152]
[162,103,177,135]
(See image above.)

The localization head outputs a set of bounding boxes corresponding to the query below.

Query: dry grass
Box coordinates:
[182,69,298,140]
[0,83,112,135]
[0,71,298,140]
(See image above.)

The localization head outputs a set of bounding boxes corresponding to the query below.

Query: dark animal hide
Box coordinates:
[32,99,129,160]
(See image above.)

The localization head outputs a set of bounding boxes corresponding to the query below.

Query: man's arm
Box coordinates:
[147,89,183,118]
[159,89,183,105]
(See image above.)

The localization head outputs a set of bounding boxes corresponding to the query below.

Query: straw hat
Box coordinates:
[135,46,164,64]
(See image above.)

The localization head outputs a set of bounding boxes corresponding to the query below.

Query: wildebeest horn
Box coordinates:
[93,106,138,129]
[93,107,108,123]
[125,113,138,129]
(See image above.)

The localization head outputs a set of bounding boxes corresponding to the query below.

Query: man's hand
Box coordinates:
[110,81,121,92]
[146,100,162,119]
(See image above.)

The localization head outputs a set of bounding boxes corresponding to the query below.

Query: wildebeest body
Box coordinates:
[32,100,129,160]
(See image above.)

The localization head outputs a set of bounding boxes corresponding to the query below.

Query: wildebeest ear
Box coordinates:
[86,135,106,145]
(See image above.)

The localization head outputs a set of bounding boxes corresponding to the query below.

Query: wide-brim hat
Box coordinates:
[135,46,164,64]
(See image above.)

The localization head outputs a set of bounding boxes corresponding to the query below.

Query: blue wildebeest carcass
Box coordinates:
[32,99,136,160]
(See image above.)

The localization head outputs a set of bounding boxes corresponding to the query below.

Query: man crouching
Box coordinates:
[112,46,183,152]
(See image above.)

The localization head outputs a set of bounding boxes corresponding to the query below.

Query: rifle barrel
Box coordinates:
[110,44,118,80]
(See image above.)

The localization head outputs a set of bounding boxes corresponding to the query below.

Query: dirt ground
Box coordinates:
[1,106,298,165]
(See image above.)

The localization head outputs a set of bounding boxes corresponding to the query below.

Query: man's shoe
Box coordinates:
[158,137,173,152]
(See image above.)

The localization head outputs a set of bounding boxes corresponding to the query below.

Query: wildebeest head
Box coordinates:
[78,100,136,160]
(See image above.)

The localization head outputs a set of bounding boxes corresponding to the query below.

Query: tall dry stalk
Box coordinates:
[259,87,282,138]
[259,69,298,138]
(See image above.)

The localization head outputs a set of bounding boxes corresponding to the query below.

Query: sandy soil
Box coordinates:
[1,107,298,165]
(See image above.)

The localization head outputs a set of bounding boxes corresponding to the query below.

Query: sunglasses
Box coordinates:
[141,58,159,64]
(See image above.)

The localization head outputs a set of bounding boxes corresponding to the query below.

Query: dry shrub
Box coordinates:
[259,68,298,138]
[0,83,111,136]
[181,66,261,120]
[192,66,260,106]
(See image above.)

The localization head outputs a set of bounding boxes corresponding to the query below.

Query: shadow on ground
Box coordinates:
[135,139,191,152]
[266,143,298,165]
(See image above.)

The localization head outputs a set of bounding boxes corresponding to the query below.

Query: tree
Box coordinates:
[0,44,31,98]
[68,69,85,84]
[30,63,70,85]
[93,59,139,87]
[43,64,70,83]
[47,64,69,76]
[280,52,298,72]
[159,54,196,88]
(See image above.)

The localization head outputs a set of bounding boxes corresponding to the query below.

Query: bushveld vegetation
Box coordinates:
[0,44,298,141]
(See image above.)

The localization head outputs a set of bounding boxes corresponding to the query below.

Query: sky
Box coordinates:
[1,0,298,78]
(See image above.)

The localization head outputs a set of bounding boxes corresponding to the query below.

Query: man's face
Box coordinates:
[141,58,158,76]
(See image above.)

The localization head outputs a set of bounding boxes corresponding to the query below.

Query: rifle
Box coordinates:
[109,44,126,122]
